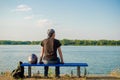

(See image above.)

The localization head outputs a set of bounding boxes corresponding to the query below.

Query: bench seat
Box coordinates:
[21,63,88,67]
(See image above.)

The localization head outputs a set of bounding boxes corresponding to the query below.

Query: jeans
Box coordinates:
[43,58,60,77]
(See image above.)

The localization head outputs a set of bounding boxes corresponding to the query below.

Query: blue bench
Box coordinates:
[21,63,88,77]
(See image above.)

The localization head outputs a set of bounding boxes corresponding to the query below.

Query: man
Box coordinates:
[39,29,64,78]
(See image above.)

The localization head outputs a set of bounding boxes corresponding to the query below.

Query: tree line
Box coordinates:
[0,39,120,46]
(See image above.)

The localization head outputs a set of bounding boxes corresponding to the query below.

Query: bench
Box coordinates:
[21,63,88,77]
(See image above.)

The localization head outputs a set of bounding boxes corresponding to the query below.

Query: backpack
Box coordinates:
[28,54,38,64]
[11,61,24,79]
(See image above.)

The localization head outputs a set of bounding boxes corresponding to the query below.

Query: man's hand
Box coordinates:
[39,61,43,64]
[61,60,64,64]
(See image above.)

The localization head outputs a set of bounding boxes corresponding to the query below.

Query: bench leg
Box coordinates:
[84,67,87,77]
[77,66,80,77]
[28,66,31,77]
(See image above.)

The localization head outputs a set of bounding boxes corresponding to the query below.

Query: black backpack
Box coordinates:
[11,61,24,79]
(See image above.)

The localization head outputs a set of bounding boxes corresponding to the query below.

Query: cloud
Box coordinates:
[24,15,34,20]
[15,4,32,12]
[37,19,53,27]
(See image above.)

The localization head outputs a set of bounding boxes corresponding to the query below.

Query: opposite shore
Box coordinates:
[0,39,120,46]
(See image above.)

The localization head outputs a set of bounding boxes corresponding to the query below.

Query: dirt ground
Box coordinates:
[0,71,120,80]
[0,75,120,80]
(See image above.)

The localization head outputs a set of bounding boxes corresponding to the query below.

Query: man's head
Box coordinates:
[47,29,55,38]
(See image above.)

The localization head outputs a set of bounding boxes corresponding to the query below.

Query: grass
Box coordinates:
[0,71,120,80]
[0,71,86,80]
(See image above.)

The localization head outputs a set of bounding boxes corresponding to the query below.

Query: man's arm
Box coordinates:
[58,47,64,63]
[39,47,44,63]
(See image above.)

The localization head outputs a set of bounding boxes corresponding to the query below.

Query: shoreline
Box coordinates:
[0,71,120,80]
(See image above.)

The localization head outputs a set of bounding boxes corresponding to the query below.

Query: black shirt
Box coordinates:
[41,39,61,60]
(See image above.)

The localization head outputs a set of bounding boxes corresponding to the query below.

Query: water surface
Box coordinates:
[0,45,120,75]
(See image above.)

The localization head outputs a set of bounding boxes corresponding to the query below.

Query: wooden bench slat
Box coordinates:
[21,63,88,67]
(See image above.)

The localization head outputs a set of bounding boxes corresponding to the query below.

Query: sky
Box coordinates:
[0,0,120,41]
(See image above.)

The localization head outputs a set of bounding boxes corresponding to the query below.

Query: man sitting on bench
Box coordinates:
[39,29,64,78]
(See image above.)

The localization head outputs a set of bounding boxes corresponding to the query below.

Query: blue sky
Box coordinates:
[0,0,120,40]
